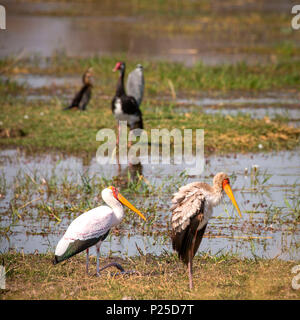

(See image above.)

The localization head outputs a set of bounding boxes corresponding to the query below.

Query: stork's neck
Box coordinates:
[101,188,125,225]
[116,69,125,97]
[110,201,124,225]
[210,183,224,207]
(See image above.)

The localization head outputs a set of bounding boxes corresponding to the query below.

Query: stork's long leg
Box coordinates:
[187,218,206,290]
[96,243,101,276]
[117,122,121,148]
[188,254,193,290]
[86,248,89,274]
[128,130,132,149]
[116,122,121,167]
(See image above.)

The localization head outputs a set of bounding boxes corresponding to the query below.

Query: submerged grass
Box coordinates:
[0,252,299,300]
[0,161,187,240]
[1,160,299,248]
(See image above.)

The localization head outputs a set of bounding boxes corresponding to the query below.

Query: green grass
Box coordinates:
[1,54,300,157]
[1,252,299,299]
[0,97,299,155]
[2,55,300,94]
[0,79,25,96]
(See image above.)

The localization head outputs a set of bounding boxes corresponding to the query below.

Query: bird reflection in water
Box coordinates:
[115,161,144,189]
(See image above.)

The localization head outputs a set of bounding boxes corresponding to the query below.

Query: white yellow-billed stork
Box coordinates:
[171,172,242,290]
[53,186,146,275]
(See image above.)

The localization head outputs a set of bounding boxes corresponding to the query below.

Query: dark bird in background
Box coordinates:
[64,68,93,111]
[171,172,242,290]
[126,64,144,107]
[111,62,144,146]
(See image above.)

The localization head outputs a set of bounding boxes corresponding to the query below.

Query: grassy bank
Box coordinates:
[1,51,299,156]
[1,252,299,299]
[0,98,299,155]
[2,55,300,95]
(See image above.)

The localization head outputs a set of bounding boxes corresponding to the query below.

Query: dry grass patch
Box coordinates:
[1,253,299,300]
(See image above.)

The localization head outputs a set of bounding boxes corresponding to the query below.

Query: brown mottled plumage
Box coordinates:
[171,172,241,290]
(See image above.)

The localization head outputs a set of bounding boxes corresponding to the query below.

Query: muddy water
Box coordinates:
[0,148,299,261]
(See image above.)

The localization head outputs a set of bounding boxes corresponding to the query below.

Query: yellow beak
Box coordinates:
[223,184,242,218]
[117,193,146,221]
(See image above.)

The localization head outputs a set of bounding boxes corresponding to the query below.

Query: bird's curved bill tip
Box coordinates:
[117,193,146,221]
[223,184,242,218]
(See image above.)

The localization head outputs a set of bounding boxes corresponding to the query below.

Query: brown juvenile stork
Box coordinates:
[171,172,242,290]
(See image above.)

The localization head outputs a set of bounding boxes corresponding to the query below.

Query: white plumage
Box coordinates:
[53,186,146,275]
[54,206,113,257]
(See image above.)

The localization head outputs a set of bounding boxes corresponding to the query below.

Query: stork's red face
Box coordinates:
[110,186,119,199]
[108,186,146,221]
[222,178,230,190]
[113,62,124,72]
[222,178,242,218]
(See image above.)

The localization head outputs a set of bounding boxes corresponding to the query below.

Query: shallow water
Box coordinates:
[0,0,295,66]
[176,97,300,107]
[0,148,299,261]
[0,15,269,66]
[171,96,300,126]
[5,73,300,126]
[10,74,80,89]
[175,103,300,125]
